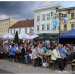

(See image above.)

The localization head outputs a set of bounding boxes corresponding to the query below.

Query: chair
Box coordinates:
[49,60,56,70]
[49,60,59,70]
[71,59,75,71]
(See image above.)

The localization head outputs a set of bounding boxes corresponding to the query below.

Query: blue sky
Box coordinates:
[0,1,75,20]
[62,1,75,7]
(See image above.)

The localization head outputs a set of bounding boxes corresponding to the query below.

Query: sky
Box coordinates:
[0,1,75,20]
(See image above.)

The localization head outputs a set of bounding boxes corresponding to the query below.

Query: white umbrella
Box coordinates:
[29,34,39,39]
[2,33,14,40]
[18,33,29,39]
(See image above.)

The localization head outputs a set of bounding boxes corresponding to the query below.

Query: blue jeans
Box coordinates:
[25,55,31,64]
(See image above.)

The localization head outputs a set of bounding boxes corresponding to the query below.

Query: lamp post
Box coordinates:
[58,12,62,43]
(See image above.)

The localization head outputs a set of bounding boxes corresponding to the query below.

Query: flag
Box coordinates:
[63,17,69,23]
[53,19,58,30]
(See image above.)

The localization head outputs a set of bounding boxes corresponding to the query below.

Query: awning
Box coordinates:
[59,29,75,38]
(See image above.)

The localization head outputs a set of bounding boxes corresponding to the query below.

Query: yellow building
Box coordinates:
[58,7,75,33]
[0,18,19,36]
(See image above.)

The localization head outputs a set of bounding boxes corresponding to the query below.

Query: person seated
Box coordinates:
[42,44,47,53]
[51,45,65,71]
[58,44,68,66]
[32,43,44,67]
[64,44,73,63]
[71,44,75,59]
[46,49,52,55]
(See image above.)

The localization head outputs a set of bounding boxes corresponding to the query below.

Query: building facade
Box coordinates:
[0,18,19,36]
[58,7,75,33]
[34,5,62,35]
[9,19,34,35]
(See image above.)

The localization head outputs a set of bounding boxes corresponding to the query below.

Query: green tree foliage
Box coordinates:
[13,31,19,44]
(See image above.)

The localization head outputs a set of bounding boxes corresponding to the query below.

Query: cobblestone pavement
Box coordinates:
[0,59,74,74]
[0,69,13,74]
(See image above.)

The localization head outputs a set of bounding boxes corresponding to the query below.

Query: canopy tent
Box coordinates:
[59,29,75,38]
[29,34,39,39]
[59,29,75,44]
[34,33,57,41]
[18,33,29,39]
[2,33,14,40]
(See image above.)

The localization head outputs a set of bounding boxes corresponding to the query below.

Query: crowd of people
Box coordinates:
[0,40,75,71]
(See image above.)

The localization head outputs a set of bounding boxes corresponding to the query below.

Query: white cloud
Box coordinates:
[0,1,75,20]
[35,1,60,7]
[0,15,10,20]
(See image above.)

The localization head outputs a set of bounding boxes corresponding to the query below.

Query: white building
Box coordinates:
[9,19,34,35]
[34,4,62,35]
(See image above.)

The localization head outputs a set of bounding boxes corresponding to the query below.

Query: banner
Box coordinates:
[63,17,69,23]
[53,19,58,30]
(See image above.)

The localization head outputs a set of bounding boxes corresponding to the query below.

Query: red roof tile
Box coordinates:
[10,19,34,28]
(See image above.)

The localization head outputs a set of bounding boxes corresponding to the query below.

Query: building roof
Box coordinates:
[58,6,75,11]
[0,17,18,21]
[35,4,62,12]
[10,19,34,28]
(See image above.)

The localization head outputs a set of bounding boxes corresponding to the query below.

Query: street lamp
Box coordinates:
[58,12,62,43]
[59,13,62,33]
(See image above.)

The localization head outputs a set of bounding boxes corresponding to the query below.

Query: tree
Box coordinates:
[13,31,19,44]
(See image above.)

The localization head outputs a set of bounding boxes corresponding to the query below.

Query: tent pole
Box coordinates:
[58,13,61,44]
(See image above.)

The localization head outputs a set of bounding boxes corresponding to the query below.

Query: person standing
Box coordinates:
[9,44,16,62]
[25,44,32,64]
[32,44,39,67]
[21,44,26,63]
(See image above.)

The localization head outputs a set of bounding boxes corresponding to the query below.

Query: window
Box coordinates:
[64,24,67,31]
[25,28,27,33]
[19,28,21,34]
[62,14,64,17]
[10,29,12,34]
[42,14,45,21]
[42,24,45,30]
[47,13,50,20]
[37,16,40,21]
[37,25,39,31]
[6,23,8,27]
[68,10,70,14]
[47,24,50,30]
[71,13,74,19]
[14,29,15,34]
[63,14,67,17]
[30,28,33,33]
[71,24,75,29]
